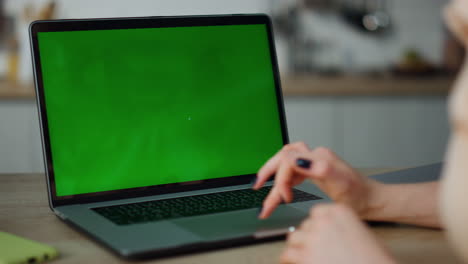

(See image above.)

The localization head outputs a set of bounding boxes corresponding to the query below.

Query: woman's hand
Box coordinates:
[253,142,384,219]
[280,204,396,264]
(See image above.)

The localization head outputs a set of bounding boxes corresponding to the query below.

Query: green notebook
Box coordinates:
[0,231,58,264]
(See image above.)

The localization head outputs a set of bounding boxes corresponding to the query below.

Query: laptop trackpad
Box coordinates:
[172,205,307,241]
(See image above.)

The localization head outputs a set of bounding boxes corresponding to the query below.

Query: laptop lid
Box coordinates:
[30,14,288,208]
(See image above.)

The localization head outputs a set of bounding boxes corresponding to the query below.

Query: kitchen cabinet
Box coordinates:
[0,101,43,173]
[341,97,449,167]
[283,98,337,150]
[285,96,449,167]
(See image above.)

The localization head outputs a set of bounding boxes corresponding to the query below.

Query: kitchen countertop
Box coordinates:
[0,81,36,99]
[0,76,454,100]
[281,75,453,97]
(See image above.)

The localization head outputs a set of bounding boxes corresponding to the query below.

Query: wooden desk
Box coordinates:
[0,170,461,264]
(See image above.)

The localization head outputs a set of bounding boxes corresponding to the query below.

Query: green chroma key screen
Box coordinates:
[38,24,284,197]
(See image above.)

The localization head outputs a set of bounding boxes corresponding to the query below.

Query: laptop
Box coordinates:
[29,14,331,259]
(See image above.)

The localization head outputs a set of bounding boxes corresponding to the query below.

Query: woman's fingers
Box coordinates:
[287,229,306,248]
[258,148,331,219]
[259,186,282,219]
[280,204,395,264]
[296,147,335,179]
[299,217,314,231]
[256,144,361,219]
[275,159,295,203]
[254,149,282,190]
[254,142,310,190]
[259,158,304,219]
[280,247,302,264]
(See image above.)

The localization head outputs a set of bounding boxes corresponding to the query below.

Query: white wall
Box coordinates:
[6,0,270,18]
[6,0,449,72]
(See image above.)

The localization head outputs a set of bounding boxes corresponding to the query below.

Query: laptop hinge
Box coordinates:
[53,209,68,220]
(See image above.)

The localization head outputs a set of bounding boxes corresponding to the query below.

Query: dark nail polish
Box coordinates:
[296,158,312,169]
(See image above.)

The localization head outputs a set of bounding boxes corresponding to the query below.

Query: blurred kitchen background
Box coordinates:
[0,0,463,173]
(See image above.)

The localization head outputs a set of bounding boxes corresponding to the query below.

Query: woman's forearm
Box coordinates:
[363,181,442,228]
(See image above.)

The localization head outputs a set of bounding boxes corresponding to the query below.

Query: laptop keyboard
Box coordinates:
[93,186,322,225]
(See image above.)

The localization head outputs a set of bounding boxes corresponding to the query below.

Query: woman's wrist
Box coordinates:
[360,180,392,221]
[360,181,442,227]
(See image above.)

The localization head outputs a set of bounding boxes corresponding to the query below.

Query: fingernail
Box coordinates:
[296,158,312,169]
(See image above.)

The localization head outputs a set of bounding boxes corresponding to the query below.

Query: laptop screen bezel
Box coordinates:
[30,14,289,207]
